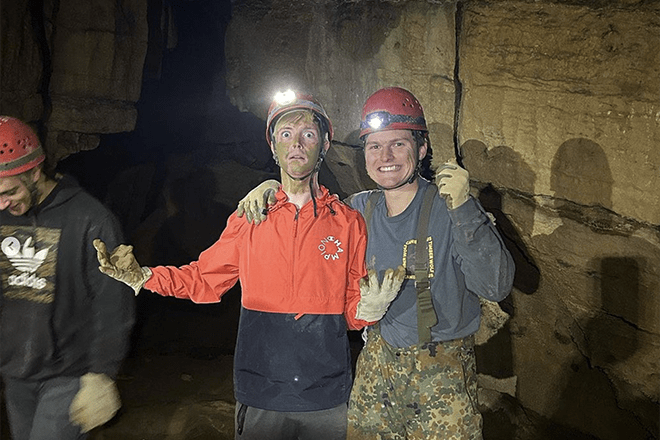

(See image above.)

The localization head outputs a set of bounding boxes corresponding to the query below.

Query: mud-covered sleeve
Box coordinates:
[144,213,242,303]
[448,196,515,301]
[87,213,136,378]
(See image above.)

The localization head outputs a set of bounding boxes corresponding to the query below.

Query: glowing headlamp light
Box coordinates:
[360,111,426,132]
[367,114,384,130]
[273,89,297,106]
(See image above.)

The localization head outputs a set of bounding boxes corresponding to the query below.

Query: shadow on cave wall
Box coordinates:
[544,139,657,438]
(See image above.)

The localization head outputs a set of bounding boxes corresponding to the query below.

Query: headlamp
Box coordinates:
[273,89,296,106]
[366,114,384,130]
[266,90,334,144]
[360,111,426,132]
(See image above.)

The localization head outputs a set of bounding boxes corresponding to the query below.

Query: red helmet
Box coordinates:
[266,90,333,145]
[359,87,427,138]
[0,116,45,177]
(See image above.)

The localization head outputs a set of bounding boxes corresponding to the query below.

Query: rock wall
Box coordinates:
[460,3,659,438]
[225,0,659,438]
[0,0,148,164]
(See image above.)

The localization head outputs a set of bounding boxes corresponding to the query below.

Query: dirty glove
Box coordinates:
[93,239,151,295]
[356,265,406,322]
[69,373,121,433]
[435,159,470,209]
[236,179,279,224]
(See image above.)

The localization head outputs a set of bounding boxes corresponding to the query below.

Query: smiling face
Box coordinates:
[364,129,427,190]
[0,169,40,216]
[271,110,328,181]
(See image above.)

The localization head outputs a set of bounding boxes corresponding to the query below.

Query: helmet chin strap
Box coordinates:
[306,150,327,217]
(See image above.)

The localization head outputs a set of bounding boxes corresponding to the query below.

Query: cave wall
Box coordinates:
[458,3,659,438]
[224,0,659,438]
[0,0,148,165]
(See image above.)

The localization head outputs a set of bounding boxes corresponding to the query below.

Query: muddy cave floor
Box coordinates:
[2,290,593,440]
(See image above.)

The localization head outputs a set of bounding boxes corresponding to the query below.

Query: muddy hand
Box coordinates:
[69,373,120,433]
[356,265,406,321]
[435,159,469,209]
[93,239,151,295]
[236,179,279,224]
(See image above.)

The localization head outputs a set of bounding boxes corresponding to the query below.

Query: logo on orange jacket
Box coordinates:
[318,235,344,261]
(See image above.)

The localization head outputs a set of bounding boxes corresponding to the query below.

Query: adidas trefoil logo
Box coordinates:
[2,236,49,289]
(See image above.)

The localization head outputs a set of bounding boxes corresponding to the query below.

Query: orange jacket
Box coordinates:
[145,186,371,330]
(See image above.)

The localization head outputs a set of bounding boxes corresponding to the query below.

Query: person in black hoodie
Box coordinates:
[0,116,135,440]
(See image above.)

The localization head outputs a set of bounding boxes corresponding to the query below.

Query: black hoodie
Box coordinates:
[0,175,135,380]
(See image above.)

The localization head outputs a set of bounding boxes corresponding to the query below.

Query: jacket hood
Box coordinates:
[29,174,84,217]
[270,185,340,214]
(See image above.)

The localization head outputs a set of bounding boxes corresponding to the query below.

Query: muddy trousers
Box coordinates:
[234,401,347,440]
[347,330,482,440]
[3,375,85,440]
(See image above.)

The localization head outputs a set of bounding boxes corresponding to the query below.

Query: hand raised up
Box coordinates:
[93,239,151,295]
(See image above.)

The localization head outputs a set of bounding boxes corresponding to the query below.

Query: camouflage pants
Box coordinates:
[347,330,482,440]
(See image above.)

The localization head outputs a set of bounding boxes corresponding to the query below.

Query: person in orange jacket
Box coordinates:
[94,90,405,440]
